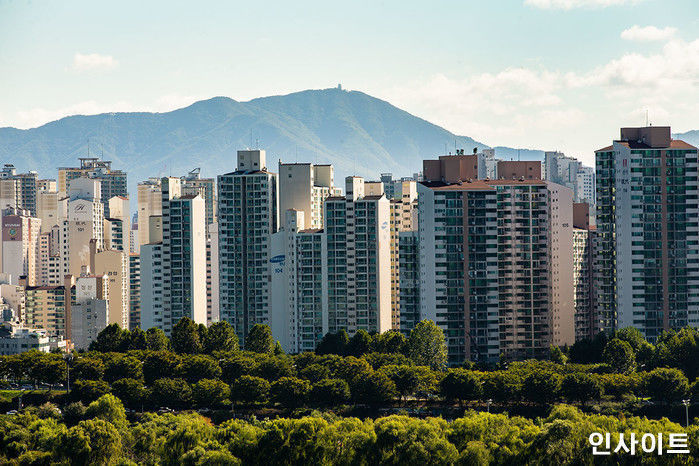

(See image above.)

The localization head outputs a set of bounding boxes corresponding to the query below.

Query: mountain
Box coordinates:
[0,88,541,198]
[674,130,699,148]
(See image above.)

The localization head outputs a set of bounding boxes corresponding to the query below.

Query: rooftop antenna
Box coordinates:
[518,149,521,162]
[250,129,253,149]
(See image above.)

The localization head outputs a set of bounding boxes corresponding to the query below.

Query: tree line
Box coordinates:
[0,395,696,465]
[1,320,699,411]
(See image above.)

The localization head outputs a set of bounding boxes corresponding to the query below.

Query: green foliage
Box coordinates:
[522,371,561,404]
[72,380,111,403]
[440,369,482,402]
[354,371,397,405]
[373,330,407,354]
[270,377,311,408]
[561,373,603,403]
[71,357,105,381]
[150,378,192,409]
[549,346,567,365]
[245,324,274,354]
[90,324,129,352]
[128,327,148,351]
[481,371,521,402]
[84,394,127,429]
[192,379,230,408]
[104,355,143,383]
[203,321,238,354]
[315,330,349,355]
[407,320,447,370]
[142,351,180,385]
[346,330,373,357]
[310,378,351,405]
[603,338,636,373]
[299,363,330,383]
[171,318,203,354]
[644,367,689,402]
[111,378,148,409]
[176,355,222,383]
[145,327,169,351]
[230,375,270,404]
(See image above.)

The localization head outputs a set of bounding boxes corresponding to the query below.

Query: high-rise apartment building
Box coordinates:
[278,162,340,230]
[58,158,127,218]
[137,178,162,248]
[388,180,418,329]
[1,207,41,286]
[139,243,163,330]
[129,253,140,329]
[271,210,326,353]
[218,150,278,341]
[572,203,598,341]
[151,177,208,333]
[181,168,216,228]
[70,270,109,350]
[64,178,104,278]
[324,177,392,336]
[0,164,46,216]
[398,230,419,334]
[595,126,699,340]
[418,160,575,364]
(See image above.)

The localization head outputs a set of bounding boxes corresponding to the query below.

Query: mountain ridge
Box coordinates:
[0,88,547,196]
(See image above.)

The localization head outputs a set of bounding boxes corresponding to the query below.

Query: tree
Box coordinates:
[62,401,86,426]
[270,377,311,408]
[615,327,655,368]
[645,368,689,403]
[192,379,231,408]
[549,346,567,365]
[104,356,143,383]
[111,378,148,409]
[407,320,447,370]
[354,371,397,405]
[71,419,122,465]
[71,358,105,381]
[128,327,148,350]
[204,321,238,354]
[440,369,482,403]
[481,371,521,402]
[522,372,561,404]
[72,380,111,403]
[316,330,349,355]
[171,317,203,354]
[84,394,127,429]
[256,356,294,381]
[150,378,192,409]
[142,351,180,385]
[603,338,636,373]
[145,327,169,351]
[379,365,435,400]
[374,330,407,354]
[299,364,330,383]
[220,355,259,383]
[245,324,274,354]
[230,375,270,404]
[90,324,128,352]
[310,378,351,405]
[561,373,603,403]
[346,330,373,357]
[176,355,222,383]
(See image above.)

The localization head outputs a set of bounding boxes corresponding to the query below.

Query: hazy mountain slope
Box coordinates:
[0,87,545,198]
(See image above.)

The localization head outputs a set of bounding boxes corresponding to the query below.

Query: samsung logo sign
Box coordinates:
[270,254,285,263]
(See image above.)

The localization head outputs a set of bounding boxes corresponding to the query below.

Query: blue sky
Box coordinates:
[1,0,697,165]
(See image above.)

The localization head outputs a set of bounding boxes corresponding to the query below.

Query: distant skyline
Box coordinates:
[1,0,697,166]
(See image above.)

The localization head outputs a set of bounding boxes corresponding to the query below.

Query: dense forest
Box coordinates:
[1,319,698,464]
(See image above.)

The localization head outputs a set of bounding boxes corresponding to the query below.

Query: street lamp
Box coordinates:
[63,353,73,393]
[487,399,492,414]
[682,399,690,428]
[18,389,25,411]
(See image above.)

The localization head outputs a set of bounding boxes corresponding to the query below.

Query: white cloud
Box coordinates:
[376,36,699,162]
[524,0,641,9]
[621,25,677,42]
[72,53,119,72]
